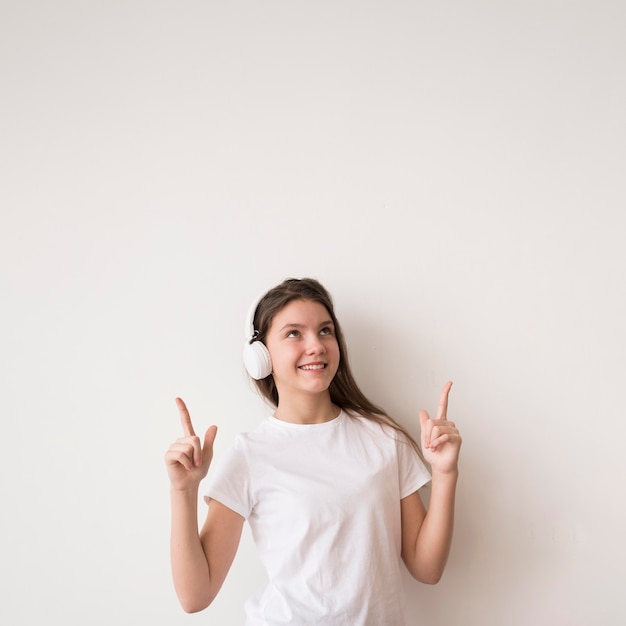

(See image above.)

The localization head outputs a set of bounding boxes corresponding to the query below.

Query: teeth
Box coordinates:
[300,364,325,370]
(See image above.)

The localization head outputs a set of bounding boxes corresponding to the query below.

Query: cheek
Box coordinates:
[267,343,297,367]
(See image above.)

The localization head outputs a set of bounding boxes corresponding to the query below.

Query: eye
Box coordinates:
[286,329,301,338]
[320,326,333,336]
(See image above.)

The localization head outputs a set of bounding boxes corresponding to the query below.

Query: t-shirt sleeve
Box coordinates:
[203,437,253,519]
[396,435,431,499]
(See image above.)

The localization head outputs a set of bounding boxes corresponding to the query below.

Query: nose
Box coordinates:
[305,333,326,355]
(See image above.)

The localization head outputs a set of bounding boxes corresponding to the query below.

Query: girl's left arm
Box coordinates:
[401,381,462,584]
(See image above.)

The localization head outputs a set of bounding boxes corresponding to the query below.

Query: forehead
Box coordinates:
[269,299,332,327]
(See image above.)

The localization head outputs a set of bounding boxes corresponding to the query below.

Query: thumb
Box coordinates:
[201,425,218,467]
[419,410,431,448]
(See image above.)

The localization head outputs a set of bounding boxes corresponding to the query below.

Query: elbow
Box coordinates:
[178,592,214,614]
[407,564,445,585]
[417,571,443,585]
[180,599,211,614]
[403,550,449,585]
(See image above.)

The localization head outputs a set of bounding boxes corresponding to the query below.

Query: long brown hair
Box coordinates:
[249,278,424,458]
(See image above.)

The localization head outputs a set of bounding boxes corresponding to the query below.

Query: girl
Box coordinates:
[165,278,462,625]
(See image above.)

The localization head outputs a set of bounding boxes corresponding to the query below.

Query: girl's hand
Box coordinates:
[419,381,462,475]
[164,398,217,492]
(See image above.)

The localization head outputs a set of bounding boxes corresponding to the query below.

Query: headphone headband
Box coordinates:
[244,291,266,341]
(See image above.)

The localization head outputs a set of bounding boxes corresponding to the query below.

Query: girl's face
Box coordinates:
[264,298,340,401]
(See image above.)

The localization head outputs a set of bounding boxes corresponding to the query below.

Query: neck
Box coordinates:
[274,393,339,425]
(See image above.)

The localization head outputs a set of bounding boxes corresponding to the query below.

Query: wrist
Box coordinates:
[170,485,200,500]
[431,468,459,482]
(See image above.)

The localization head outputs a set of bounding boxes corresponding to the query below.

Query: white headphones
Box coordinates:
[242,292,273,380]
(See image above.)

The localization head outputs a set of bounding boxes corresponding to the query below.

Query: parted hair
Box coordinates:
[249,278,424,458]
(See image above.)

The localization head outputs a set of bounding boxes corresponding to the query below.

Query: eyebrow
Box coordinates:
[279,320,334,332]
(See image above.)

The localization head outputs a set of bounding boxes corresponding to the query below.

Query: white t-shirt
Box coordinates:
[204,410,431,626]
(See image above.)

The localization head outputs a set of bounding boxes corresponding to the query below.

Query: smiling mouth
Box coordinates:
[299,363,326,371]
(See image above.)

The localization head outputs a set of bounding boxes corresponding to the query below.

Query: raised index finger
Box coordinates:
[436,381,453,420]
[175,397,196,437]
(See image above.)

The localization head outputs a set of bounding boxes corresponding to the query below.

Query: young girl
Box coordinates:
[165,278,462,625]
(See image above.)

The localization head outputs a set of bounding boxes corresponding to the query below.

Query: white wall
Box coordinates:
[2,2,625,625]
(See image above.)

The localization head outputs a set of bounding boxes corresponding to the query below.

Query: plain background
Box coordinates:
[1,1,625,625]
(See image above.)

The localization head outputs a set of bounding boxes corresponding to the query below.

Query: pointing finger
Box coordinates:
[176,397,196,437]
[436,381,453,421]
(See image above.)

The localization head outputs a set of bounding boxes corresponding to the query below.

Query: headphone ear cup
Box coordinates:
[243,341,272,380]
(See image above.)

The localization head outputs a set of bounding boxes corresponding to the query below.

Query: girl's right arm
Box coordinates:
[165,398,244,613]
